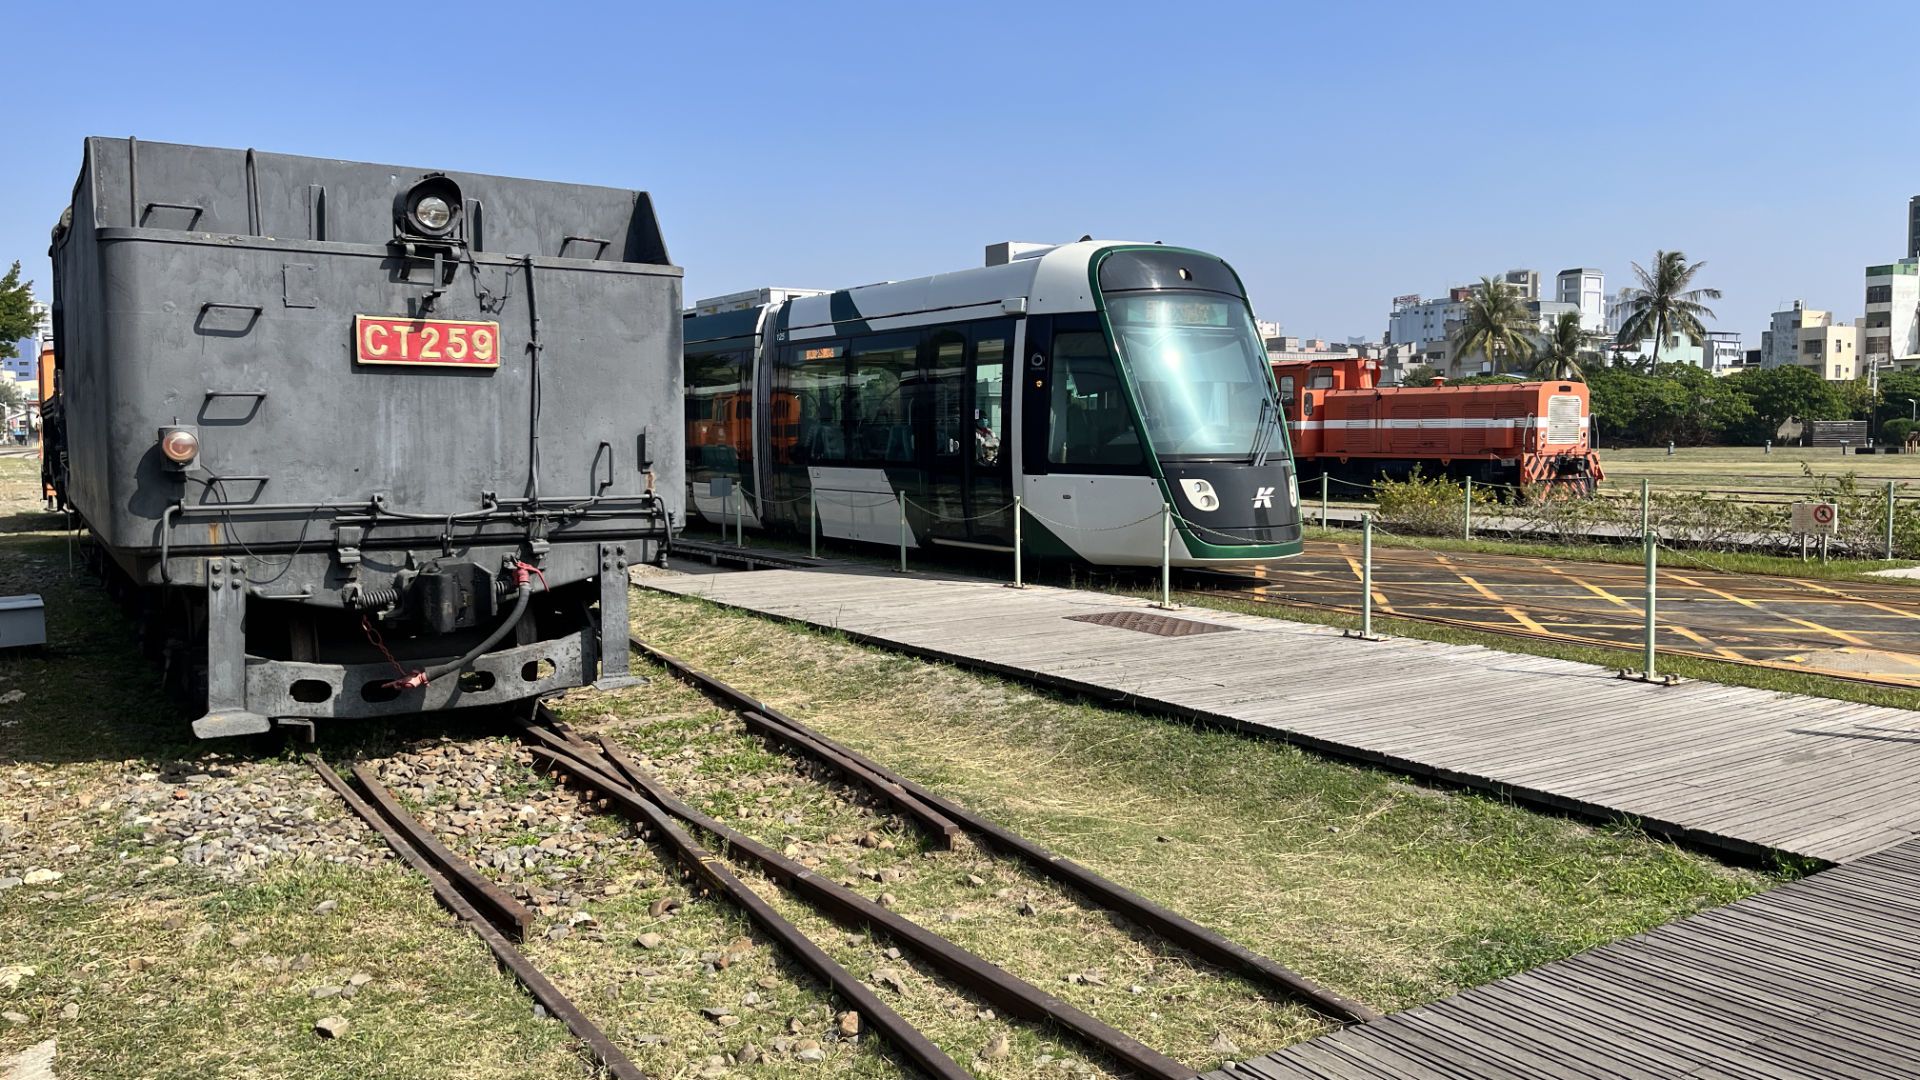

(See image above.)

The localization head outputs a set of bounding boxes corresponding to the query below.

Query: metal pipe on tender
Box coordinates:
[159,502,179,582]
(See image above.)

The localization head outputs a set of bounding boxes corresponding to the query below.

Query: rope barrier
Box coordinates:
[1019,505,1167,533]
[902,496,1016,524]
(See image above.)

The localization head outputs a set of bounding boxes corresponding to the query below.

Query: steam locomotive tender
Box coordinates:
[46,138,683,738]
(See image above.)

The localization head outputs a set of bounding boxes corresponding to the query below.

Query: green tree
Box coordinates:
[0,262,37,360]
[1725,364,1847,443]
[1872,369,1920,431]
[1532,311,1591,381]
[1450,276,1537,374]
[1399,363,1441,386]
[1612,251,1721,365]
[0,378,21,411]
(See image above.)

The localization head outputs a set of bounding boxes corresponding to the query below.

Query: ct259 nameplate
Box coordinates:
[354,316,501,368]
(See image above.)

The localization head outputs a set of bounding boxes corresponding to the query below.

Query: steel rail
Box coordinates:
[305,754,646,1080]
[635,639,960,844]
[627,636,1381,1025]
[521,717,1200,1080]
[346,763,536,940]
[667,536,824,572]
[1196,579,1920,692]
[737,709,961,847]
[519,743,973,1080]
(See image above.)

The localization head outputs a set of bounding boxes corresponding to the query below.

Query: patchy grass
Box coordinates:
[603,587,1782,1058]
[1600,445,1920,496]
[0,860,582,1079]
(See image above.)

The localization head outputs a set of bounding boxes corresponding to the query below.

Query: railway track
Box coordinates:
[1190,569,1920,691]
[309,635,1374,1078]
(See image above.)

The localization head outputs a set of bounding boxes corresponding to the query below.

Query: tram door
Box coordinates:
[923,320,1013,546]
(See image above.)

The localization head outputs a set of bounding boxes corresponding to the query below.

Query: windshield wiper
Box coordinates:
[1247,398,1273,464]
[1249,398,1285,467]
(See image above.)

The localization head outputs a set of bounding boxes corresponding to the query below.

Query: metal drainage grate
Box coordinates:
[1064,611,1237,637]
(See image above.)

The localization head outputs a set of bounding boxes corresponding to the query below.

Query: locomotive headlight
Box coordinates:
[398,173,463,240]
[158,426,199,466]
[413,195,453,232]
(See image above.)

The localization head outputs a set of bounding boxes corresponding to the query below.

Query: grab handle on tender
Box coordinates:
[559,235,610,259]
[140,201,204,229]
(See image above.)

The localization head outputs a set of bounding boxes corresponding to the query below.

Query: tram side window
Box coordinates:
[1049,332,1142,466]
[686,345,751,475]
[849,335,918,464]
[931,337,966,459]
[974,336,1006,466]
[784,345,847,464]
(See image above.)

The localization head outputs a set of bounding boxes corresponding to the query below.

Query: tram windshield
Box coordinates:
[1106,291,1276,458]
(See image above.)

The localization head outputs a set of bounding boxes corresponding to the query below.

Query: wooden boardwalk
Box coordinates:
[643,567,1920,865]
[1205,836,1920,1080]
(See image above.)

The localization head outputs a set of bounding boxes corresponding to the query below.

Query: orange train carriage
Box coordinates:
[1271,356,1603,495]
[38,341,59,507]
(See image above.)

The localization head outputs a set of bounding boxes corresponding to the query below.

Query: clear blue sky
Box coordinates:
[8,1,1918,345]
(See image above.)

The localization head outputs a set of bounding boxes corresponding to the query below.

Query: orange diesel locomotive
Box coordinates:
[1272,356,1603,494]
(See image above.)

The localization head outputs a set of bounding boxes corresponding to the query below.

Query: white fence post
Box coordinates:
[1012,495,1025,588]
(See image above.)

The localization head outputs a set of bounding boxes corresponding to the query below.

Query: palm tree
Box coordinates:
[1450,276,1537,374]
[1612,250,1721,365]
[1532,311,1590,381]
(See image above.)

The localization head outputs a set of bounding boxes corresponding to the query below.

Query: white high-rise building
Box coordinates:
[1555,268,1607,334]
[1863,258,1920,368]
[3,302,48,383]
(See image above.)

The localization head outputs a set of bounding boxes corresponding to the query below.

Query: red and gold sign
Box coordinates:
[354,316,501,368]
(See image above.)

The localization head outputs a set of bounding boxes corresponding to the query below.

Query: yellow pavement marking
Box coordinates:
[1541,564,1639,609]
[1777,581,1920,622]
[1667,573,1873,646]
[1339,553,1391,608]
[1502,606,1551,634]
[1666,624,1746,660]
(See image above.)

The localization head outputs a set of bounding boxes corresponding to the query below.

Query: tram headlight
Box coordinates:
[1179,479,1220,513]
[1288,474,1299,507]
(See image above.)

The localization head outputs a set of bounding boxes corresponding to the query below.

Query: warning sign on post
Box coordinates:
[1791,502,1840,536]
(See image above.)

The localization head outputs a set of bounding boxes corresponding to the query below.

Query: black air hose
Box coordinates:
[419,582,532,683]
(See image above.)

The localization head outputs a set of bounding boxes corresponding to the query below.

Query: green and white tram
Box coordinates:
[682,241,1301,567]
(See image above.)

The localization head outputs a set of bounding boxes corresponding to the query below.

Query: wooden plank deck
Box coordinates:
[1202,837,1920,1080]
[642,566,1920,865]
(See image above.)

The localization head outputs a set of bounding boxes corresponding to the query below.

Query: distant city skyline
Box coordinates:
[3,2,1917,357]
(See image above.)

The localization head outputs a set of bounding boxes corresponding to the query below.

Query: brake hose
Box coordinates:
[387,562,540,689]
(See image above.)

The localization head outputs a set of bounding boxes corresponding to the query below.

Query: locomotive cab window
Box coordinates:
[1308,367,1335,389]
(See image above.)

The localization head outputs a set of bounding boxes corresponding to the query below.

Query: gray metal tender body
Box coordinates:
[48,137,683,736]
